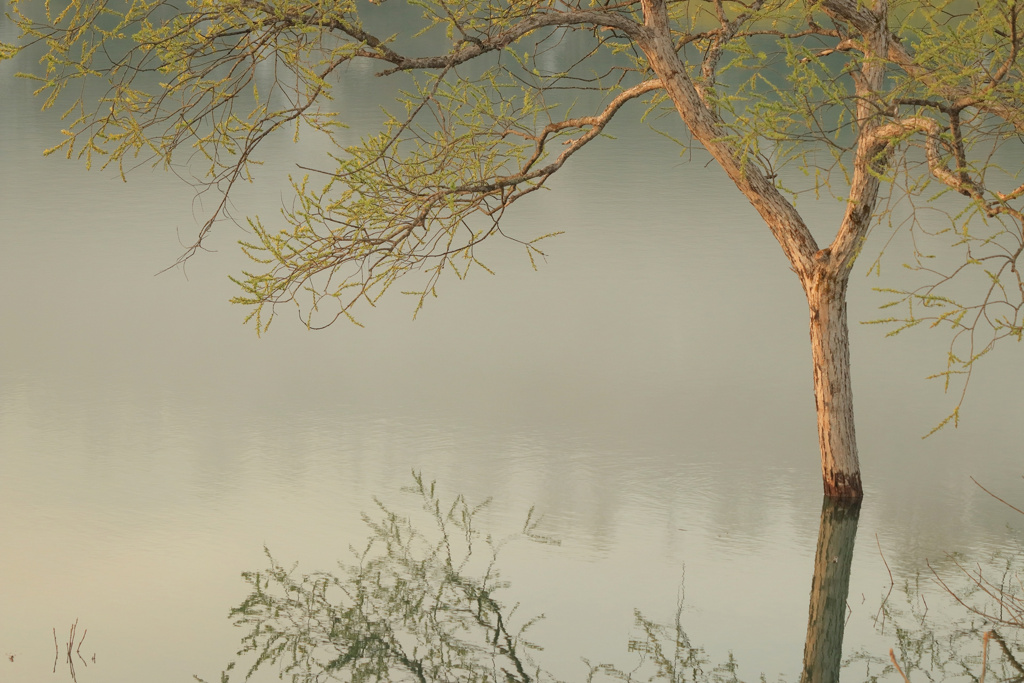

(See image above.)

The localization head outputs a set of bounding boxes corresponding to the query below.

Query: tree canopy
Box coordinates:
[5,0,1024,496]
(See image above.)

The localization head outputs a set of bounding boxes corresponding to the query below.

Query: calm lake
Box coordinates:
[1,9,1023,682]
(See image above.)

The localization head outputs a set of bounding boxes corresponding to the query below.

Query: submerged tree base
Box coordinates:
[822,471,864,500]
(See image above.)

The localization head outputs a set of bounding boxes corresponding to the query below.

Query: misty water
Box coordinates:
[2,11,1024,683]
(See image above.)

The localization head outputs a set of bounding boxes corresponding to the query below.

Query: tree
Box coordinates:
[4,0,1024,499]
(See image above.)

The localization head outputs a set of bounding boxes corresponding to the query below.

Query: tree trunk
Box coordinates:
[804,264,863,499]
[636,0,867,498]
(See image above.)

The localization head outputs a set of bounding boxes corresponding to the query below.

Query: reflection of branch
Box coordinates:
[981,630,991,683]
[991,630,1024,677]
[51,620,89,683]
[929,556,1024,627]
[873,533,894,630]
[928,481,1024,631]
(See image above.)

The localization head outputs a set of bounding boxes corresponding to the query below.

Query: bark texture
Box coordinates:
[801,497,862,683]
[804,265,863,499]
[636,0,872,498]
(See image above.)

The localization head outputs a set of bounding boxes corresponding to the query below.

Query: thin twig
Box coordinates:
[891,648,911,683]
[76,628,89,667]
[972,477,1024,516]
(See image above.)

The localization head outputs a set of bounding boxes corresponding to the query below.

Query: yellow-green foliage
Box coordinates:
[4,0,1024,427]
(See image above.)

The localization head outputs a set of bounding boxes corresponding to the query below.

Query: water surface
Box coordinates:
[1,14,1023,682]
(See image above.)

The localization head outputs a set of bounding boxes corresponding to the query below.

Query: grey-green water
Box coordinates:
[1,9,1023,682]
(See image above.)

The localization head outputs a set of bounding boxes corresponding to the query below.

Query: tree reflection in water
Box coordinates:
[846,481,1024,683]
[801,498,860,683]
[199,477,1023,683]
[199,474,561,683]
[846,572,1024,683]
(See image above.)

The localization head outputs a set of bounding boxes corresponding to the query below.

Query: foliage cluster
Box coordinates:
[5,0,1024,426]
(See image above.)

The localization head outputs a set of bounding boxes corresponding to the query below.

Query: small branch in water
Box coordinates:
[890,648,911,683]
[923,479,1024,631]
[971,477,1024,516]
